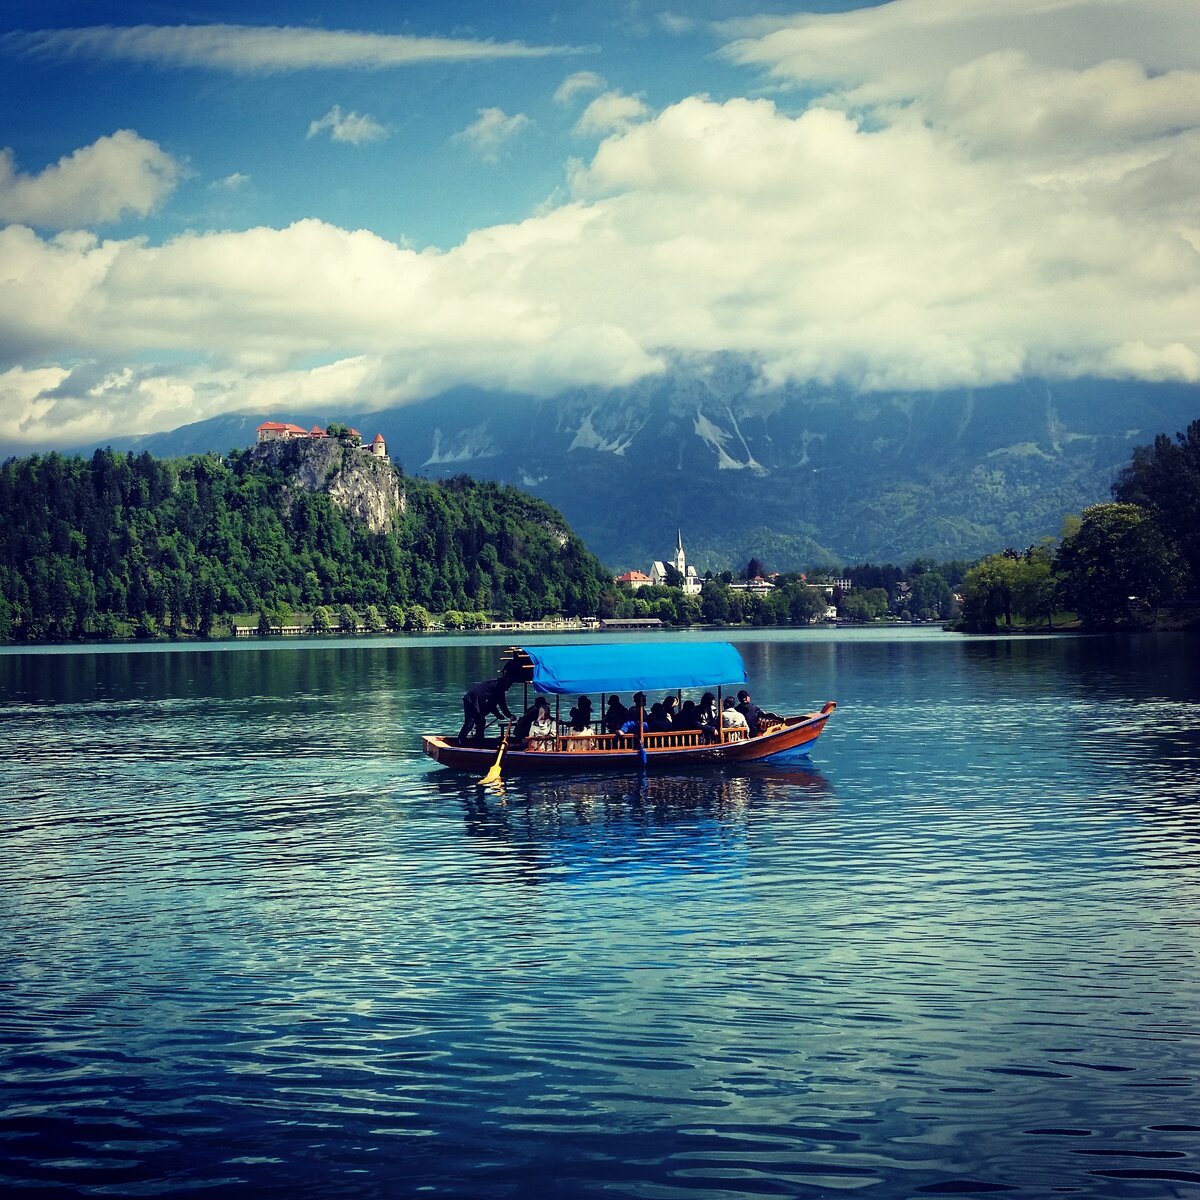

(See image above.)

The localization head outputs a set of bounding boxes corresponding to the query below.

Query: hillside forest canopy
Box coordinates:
[0,418,1196,642]
[0,447,611,642]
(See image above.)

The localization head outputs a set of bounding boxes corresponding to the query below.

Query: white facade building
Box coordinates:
[649,531,703,595]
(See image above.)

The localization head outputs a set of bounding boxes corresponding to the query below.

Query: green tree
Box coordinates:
[1112,419,1200,590]
[365,604,386,632]
[959,554,1022,631]
[404,604,432,632]
[786,583,827,625]
[909,571,952,620]
[338,603,359,633]
[840,592,871,622]
[1011,546,1057,628]
[701,581,731,624]
[311,605,333,633]
[1055,503,1183,628]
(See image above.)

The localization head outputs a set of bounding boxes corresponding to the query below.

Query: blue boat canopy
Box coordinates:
[520,642,747,696]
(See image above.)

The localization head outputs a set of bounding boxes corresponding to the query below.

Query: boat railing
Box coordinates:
[535,728,749,753]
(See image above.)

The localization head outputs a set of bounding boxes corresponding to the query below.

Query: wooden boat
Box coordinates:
[423,641,835,774]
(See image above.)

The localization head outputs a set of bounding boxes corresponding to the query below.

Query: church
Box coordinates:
[649,531,703,595]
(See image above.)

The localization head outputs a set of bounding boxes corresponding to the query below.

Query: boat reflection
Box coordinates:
[432,760,833,854]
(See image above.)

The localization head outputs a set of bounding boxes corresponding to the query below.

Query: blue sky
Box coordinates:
[1,0,1197,449]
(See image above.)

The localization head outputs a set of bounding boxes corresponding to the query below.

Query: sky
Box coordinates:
[1,0,1198,450]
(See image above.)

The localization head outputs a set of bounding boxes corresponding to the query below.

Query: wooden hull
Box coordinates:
[423,703,835,774]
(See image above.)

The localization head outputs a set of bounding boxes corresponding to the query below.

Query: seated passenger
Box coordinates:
[735,689,764,737]
[696,692,719,741]
[619,693,649,741]
[528,701,555,751]
[604,696,628,735]
[646,702,673,733]
[566,706,595,751]
[660,695,678,726]
[619,709,646,737]
[721,697,749,735]
[675,699,701,730]
[511,700,542,744]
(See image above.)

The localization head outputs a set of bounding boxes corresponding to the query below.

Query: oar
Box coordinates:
[478,724,508,785]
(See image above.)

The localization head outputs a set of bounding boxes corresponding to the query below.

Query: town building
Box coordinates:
[649,531,703,595]
[729,577,776,594]
[614,570,653,591]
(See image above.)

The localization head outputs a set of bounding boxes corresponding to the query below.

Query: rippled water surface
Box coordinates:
[2,629,1199,1198]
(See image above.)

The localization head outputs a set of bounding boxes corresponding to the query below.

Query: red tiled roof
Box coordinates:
[372,432,385,443]
[257,420,308,433]
[615,570,651,582]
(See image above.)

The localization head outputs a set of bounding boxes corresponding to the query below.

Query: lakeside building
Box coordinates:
[650,530,703,595]
[614,570,653,590]
[729,577,776,594]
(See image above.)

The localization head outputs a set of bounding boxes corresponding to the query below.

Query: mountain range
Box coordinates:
[51,361,1200,573]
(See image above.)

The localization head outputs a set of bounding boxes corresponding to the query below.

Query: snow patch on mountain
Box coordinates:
[423,425,499,466]
[693,408,767,472]
[568,409,642,456]
[797,430,826,467]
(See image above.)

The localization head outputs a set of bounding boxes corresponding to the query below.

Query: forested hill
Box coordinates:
[0,441,612,642]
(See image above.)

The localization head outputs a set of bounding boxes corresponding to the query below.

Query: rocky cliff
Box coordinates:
[249,437,405,535]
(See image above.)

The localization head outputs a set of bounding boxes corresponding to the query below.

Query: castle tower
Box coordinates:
[370,432,387,458]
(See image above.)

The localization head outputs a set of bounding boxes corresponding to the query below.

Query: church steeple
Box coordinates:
[674,529,686,575]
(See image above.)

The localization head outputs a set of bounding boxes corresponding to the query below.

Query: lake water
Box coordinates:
[2,628,1199,1198]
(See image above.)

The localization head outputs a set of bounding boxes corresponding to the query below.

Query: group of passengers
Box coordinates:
[601,690,777,743]
[458,660,778,751]
[511,695,596,751]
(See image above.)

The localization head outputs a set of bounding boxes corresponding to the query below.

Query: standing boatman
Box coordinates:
[458,659,521,745]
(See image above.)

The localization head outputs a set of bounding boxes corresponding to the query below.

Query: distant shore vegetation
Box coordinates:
[1,419,1196,644]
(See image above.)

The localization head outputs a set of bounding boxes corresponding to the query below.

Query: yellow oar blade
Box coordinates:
[478,737,507,785]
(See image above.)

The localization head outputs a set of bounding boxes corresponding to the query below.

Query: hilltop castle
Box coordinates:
[256,421,387,458]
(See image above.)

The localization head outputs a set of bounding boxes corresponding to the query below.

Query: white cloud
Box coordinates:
[7,23,580,73]
[0,130,181,228]
[1,1,1198,446]
[307,105,388,145]
[934,52,1200,160]
[574,91,650,136]
[453,108,531,161]
[718,0,1198,104]
[211,172,250,191]
[554,70,606,105]
[657,14,697,36]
